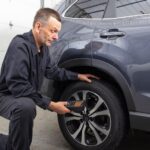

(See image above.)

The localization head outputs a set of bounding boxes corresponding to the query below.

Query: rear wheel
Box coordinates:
[58,80,127,150]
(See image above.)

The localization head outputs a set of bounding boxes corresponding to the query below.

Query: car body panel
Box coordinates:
[50,14,150,114]
[50,19,94,65]
[46,0,150,132]
[91,16,150,113]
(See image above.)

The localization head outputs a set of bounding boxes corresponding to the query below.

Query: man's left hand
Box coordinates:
[78,73,100,83]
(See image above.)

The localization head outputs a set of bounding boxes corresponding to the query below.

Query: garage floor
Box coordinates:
[0,107,149,150]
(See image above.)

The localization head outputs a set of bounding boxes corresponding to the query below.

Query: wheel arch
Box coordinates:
[54,58,135,112]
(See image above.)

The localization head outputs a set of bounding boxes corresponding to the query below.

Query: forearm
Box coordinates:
[45,63,78,81]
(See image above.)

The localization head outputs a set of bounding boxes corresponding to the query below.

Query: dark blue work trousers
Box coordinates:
[0,95,36,150]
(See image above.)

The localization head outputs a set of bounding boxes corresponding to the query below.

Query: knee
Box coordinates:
[15,98,36,119]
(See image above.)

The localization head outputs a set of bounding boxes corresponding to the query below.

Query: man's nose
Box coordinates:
[53,33,59,40]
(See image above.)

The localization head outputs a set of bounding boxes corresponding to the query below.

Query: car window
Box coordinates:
[64,0,109,18]
[115,0,150,17]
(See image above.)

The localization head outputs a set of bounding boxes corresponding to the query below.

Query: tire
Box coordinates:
[57,80,127,150]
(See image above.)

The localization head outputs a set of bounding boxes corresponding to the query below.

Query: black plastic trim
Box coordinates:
[130,111,150,131]
[59,58,92,68]
[92,59,134,111]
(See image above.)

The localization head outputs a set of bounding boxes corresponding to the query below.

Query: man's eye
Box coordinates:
[50,29,58,34]
[50,30,54,33]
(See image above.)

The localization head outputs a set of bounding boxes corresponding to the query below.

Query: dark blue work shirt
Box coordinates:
[0,30,78,109]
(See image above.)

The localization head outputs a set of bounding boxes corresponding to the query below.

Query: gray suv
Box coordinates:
[43,0,150,150]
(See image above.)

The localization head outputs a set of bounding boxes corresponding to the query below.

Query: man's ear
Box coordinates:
[35,22,41,33]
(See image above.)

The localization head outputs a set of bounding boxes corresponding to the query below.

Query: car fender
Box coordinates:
[59,58,135,111]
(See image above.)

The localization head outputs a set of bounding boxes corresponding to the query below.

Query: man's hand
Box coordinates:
[49,101,70,114]
[78,73,99,83]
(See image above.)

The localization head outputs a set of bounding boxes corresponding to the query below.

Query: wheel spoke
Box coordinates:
[72,93,80,100]
[89,96,103,115]
[89,122,102,144]
[89,121,109,135]
[70,111,82,117]
[82,91,88,100]
[65,116,81,123]
[90,110,110,117]
[81,123,87,145]
[72,122,84,139]
[81,91,88,113]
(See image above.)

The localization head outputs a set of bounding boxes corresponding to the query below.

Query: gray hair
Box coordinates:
[33,8,61,27]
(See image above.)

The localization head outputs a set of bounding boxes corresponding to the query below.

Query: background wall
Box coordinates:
[0,0,63,68]
[44,0,62,8]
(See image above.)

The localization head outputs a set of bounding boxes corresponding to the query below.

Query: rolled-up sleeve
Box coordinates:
[5,43,50,109]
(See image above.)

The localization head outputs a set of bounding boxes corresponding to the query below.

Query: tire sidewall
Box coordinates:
[58,80,125,150]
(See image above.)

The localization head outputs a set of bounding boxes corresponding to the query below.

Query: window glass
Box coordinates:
[115,0,150,17]
[64,0,109,18]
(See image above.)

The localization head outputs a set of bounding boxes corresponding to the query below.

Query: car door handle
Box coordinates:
[100,28,125,39]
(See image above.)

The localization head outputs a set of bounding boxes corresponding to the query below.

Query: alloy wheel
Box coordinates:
[64,90,111,146]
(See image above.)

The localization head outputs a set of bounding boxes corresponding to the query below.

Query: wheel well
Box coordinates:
[53,66,129,112]
[52,65,130,130]
[52,65,130,129]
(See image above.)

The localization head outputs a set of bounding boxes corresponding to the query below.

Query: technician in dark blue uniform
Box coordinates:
[0,8,97,150]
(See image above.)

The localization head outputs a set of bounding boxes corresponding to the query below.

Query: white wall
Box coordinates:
[44,0,63,8]
[0,0,63,68]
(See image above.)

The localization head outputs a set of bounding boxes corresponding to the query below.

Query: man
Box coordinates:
[0,8,98,150]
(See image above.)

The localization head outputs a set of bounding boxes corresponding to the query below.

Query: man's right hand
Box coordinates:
[48,101,71,114]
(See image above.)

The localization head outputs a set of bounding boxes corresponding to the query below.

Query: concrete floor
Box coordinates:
[0,106,150,150]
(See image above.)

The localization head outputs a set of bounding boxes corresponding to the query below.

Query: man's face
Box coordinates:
[37,16,61,47]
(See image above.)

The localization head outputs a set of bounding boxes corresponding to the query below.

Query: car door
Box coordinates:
[92,0,150,113]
